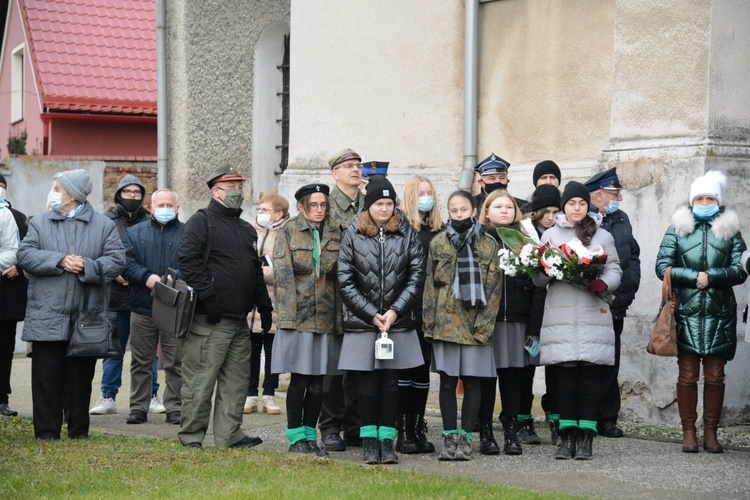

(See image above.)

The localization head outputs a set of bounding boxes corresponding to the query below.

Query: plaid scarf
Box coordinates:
[446,219,487,309]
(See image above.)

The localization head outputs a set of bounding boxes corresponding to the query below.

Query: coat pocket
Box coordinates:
[433,254,454,287]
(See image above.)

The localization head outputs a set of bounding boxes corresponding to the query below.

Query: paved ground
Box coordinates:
[5,353,750,499]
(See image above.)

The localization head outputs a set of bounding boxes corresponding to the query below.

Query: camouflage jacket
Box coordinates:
[273,214,342,334]
[422,230,502,345]
[329,184,364,230]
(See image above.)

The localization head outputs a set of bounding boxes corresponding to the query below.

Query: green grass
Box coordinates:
[0,417,571,499]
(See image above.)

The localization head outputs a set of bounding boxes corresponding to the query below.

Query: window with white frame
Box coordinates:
[11,45,25,123]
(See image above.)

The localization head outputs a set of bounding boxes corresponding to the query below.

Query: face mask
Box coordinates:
[692,203,719,222]
[153,208,176,224]
[0,187,6,201]
[483,181,507,195]
[450,217,474,233]
[524,336,540,358]
[257,213,275,229]
[218,188,244,209]
[417,196,434,213]
[605,200,619,215]
[47,191,67,212]
[119,198,143,213]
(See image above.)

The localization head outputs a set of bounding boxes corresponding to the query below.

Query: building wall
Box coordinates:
[50,120,157,156]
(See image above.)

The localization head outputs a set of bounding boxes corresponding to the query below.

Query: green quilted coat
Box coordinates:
[655,207,747,360]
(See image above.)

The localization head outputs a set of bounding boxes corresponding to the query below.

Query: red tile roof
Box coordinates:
[20,0,156,115]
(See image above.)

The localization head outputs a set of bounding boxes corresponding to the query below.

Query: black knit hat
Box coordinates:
[560,181,590,210]
[532,160,561,186]
[529,184,561,212]
[363,177,397,211]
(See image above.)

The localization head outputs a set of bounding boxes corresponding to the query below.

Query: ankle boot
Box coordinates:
[379,439,399,464]
[703,381,725,453]
[413,414,435,453]
[362,437,380,464]
[555,427,576,459]
[396,414,418,454]
[503,416,523,456]
[518,418,541,444]
[478,420,500,455]
[549,419,560,446]
[676,382,699,453]
[575,429,595,460]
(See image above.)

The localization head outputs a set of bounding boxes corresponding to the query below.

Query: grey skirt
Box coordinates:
[338,330,423,371]
[431,340,496,377]
[271,329,343,376]
[492,321,539,368]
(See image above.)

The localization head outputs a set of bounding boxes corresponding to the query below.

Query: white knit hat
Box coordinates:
[689,170,726,206]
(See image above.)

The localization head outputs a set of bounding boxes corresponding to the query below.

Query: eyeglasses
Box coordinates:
[333,162,362,171]
[121,189,142,198]
[258,208,277,214]
[308,202,328,210]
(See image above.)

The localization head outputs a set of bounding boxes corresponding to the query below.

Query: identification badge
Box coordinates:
[375,331,394,360]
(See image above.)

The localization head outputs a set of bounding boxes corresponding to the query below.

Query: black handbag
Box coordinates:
[66,265,121,358]
[151,267,196,339]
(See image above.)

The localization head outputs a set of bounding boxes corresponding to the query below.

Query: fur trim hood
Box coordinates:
[671,206,741,241]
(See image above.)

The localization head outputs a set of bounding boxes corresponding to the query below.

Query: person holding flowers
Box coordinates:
[532,181,621,460]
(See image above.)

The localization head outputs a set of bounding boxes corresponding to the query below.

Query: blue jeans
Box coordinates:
[101,311,159,399]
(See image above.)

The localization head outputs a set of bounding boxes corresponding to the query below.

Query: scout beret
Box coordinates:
[295,183,330,201]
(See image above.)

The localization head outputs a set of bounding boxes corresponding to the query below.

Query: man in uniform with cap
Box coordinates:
[320,148,365,451]
[474,153,526,211]
[177,164,273,449]
[359,161,389,190]
[584,167,641,438]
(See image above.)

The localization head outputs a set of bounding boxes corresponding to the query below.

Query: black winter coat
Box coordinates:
[338,211,425,333]
[106,204,150,311]
[413,221,444,328]
[0,204,28,321]
[600,209,641,320]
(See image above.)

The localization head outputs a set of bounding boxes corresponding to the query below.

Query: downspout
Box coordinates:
[457,0,479,191]
[156,0,168,189]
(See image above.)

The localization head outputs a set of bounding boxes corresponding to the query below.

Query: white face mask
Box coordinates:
[48,191,67,212]
[257,213,274,229]
[0,187,6,201]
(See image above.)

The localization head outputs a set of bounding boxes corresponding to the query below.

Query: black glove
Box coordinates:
[204,296,222,325]
[260,309,272,333]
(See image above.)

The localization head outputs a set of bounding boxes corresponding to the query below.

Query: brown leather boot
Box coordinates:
[676,383,699,453]
[702,356,726,453]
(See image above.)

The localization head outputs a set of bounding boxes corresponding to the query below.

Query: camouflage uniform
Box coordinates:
[273,214,342,334]
[329,185,364,230]
[422,231,502,346]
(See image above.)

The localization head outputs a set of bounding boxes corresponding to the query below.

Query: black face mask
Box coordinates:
[119,198,143,213]
[450,217,474,233]
[483,181,508,195]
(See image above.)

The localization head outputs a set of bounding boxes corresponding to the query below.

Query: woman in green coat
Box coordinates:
[655,170,747,454]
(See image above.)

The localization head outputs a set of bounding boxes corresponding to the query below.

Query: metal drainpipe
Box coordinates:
[458,0,479,191]
[156,0,167,189]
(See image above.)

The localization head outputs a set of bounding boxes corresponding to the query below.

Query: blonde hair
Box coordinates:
[400,175,442,233]
[259,190,290,216]
[479,190,533,237]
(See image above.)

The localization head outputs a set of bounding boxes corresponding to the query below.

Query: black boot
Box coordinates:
[555,427,576,460]
[503,416,523,455]
[413,414,435,453]
[549,419,561,446]
[479,420,500,455]
[517,418,541,444]
[379,439,399,464]
[362,437,380,464]
[575,429,595,460]
[396,414,418,454]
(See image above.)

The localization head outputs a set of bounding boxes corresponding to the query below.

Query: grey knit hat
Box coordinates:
[55,169,92,203]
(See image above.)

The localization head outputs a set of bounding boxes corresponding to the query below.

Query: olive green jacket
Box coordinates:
[329,184,364,230]
[273,214,342,334]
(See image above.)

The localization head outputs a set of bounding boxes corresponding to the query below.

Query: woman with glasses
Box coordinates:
[271,184,342,457]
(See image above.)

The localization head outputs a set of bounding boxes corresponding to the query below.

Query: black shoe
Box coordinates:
[396,414,418,454]
[307,441,330,458]
[0,403,18,417]
[503,417,523,456]
[229,435,263,448]
[555,428,576,460]
[322,433,346,451]
[575,429,595,460]
[165,411,181,425]
[344,436,362,447]
[379,439,399,464]
[549,419,561,446]
[517,418,541,444]
[126,410,148,424]
[289,440,312,453]
[412,414,435,453]
[183,442,202,449]
[69,433,89,440]
[362,437,380,464]
[479,420,500,455]
[597,421,624,438]
[37,433,59,441]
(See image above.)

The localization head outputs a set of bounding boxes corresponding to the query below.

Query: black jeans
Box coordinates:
[359,370,399,429]
[286,373,324,429]
[248,332,278,397]
[598,317,623,423]
[0,321,17,404]
[557,364,600,423]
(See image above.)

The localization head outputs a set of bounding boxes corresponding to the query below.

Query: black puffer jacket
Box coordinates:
[338,210,425,333]
[600,209,641,320]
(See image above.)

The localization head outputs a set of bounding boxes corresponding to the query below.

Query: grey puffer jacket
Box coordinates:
[18,202,125,342]
[338,209,425,333]
[533,217,621,366]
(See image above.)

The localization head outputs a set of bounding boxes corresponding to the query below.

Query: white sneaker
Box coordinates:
[262,395,281,415]
[90,397,117,415]
[149,396,166,414]
[244,396,258,414]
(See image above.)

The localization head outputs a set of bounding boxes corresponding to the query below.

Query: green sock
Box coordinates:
[359,425,378,439]
[286,427,307,445]
[558,419,578,430]
[303,426,317,443]
[579,420,598,432]
[459,429,473,441]
[441,429,459,437]
[518,414,533,421]
[378,426,397,441]
[548,413,560,422]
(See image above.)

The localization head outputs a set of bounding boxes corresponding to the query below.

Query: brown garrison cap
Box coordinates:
[328,149,361,169]
[205,164,246,188]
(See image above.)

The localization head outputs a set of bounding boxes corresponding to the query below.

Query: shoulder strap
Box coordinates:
[663,266,675,301]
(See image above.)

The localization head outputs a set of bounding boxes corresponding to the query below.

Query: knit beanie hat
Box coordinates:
[363,177,397,211]
[532,160,561,186]
[560,181,590,210]
[55,169,92,203]
[689,170,726,206]
[529,184,562,212]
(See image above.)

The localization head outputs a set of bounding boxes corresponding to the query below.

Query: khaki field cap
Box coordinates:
[205,164,246,188]
[328,149,361,169]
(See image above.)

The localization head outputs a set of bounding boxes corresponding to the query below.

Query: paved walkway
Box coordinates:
[5,353,750,499]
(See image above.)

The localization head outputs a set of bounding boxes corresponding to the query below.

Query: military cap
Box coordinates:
[206,164,246,188]
[328,149,362,169]
[295,183,330,201]
[361,161,389,179]
[584,167,622,192]
[475,153,511,176]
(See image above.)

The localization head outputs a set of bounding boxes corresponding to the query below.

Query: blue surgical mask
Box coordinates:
[605,200,619,215]
[154,208,176,224]
[524,336,540,358]
[692,203,719,222]
[47,191,66,212]
[417,196,435,213]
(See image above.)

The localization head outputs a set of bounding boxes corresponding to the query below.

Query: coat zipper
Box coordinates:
[699,222,708,354]
[379,226,385,313]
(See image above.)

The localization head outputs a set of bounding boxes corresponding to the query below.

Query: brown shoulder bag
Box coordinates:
[647,266,678,356]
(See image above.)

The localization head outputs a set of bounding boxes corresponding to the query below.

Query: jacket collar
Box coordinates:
[671,205,741,241]
[49,201,95,222]
[207,198,242,218]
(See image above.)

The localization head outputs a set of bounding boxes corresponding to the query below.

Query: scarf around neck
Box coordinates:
[446,219,486,309]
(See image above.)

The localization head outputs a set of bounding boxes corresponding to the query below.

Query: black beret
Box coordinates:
[295,183,330,201]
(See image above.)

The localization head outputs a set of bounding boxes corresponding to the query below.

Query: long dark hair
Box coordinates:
[576,214,597,246]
